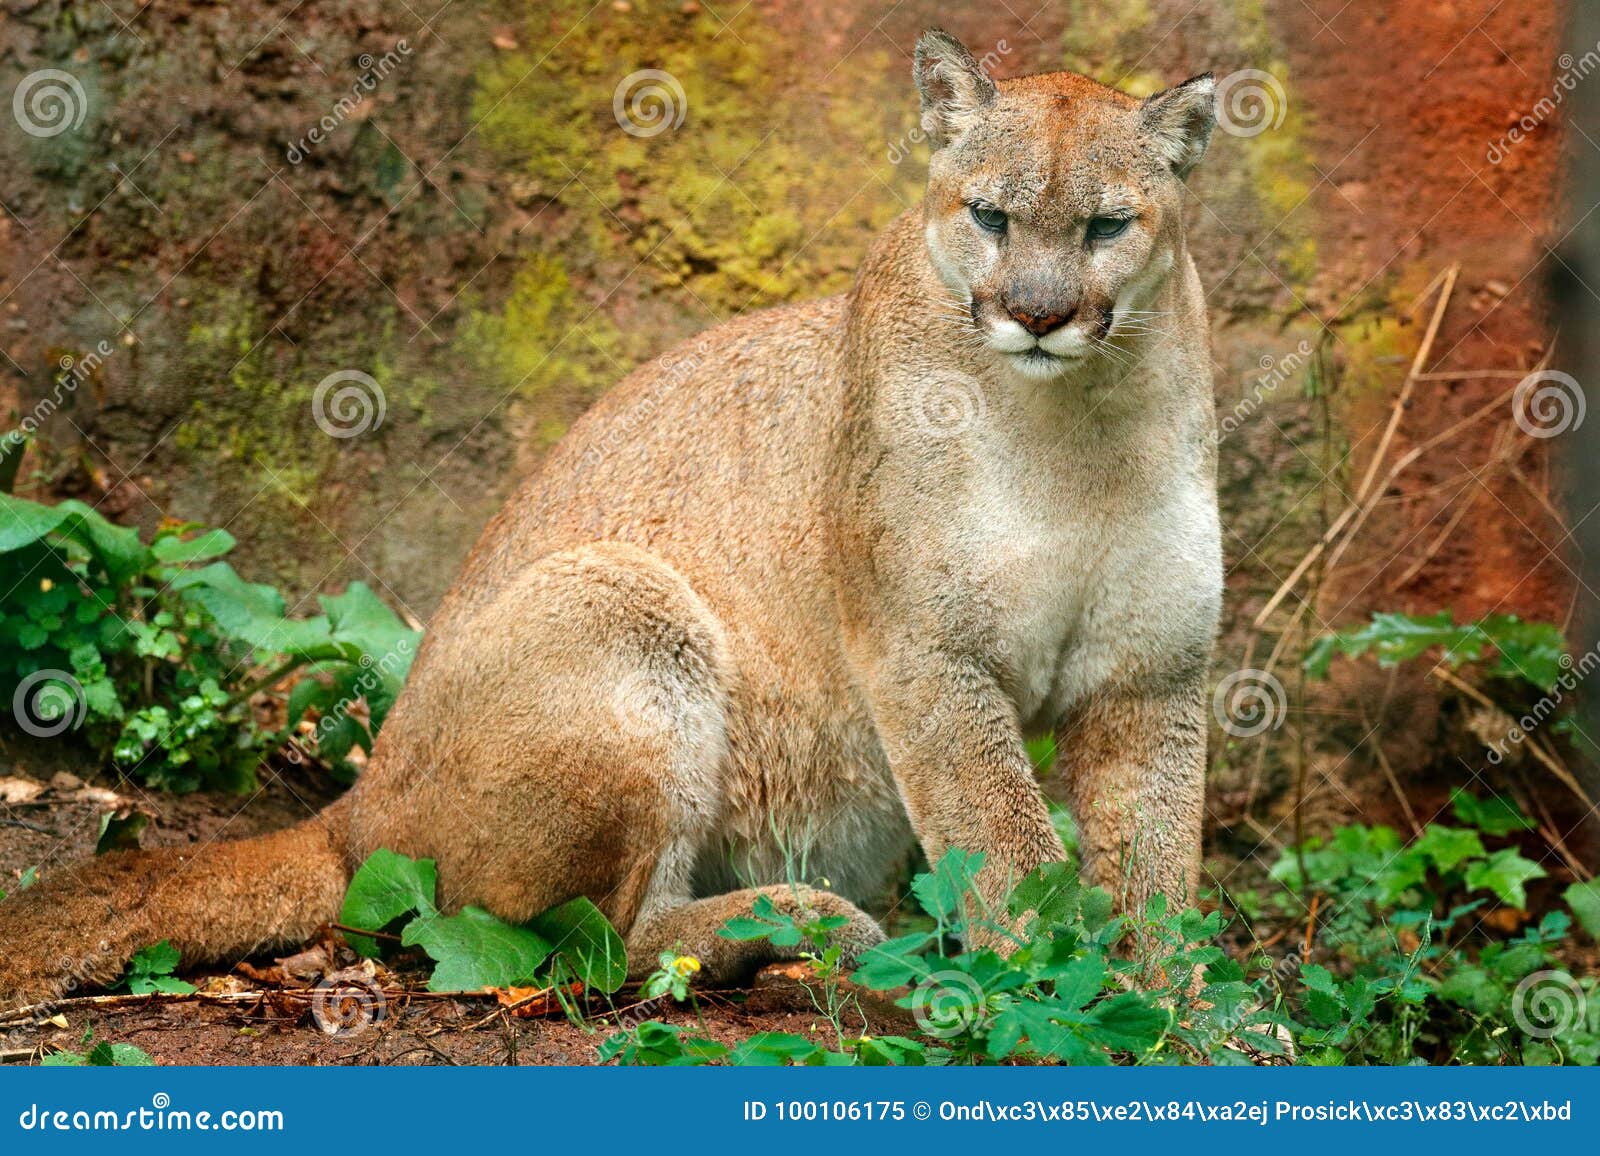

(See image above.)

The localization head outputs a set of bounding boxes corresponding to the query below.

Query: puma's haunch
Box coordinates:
[0,30,1221,1003]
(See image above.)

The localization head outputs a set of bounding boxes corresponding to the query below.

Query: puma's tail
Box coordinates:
[0,800,352,1008]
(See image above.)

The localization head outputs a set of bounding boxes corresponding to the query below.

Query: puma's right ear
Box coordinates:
[1141,74,1216,179]
[913,29,997,149]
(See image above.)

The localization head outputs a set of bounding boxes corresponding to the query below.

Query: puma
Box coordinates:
[0,30,1221,1003]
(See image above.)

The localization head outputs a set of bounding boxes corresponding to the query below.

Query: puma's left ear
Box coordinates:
[914,28,998,149]
[1140,74,1216,179]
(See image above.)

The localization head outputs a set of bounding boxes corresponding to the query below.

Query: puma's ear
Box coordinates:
[1141,74,1216,179]
[913,28,997,149]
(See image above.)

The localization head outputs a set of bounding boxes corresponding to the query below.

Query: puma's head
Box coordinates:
[913,29,1215,381]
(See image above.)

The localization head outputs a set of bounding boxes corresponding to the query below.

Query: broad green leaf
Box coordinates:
[528,896,627,993]
[341,849,437,956]
[1414,824,1485,873]
[1464,848,1546,909]
[1450,789,1537,836]
[1304,611,1566,691]
[402,906,554,992]
[1080,991,1168,1053]
[912,848,986,923]
[1563,879,1600,939]
[151,529,236,564]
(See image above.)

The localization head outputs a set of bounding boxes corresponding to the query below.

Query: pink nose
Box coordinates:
[1004,302,1075,337]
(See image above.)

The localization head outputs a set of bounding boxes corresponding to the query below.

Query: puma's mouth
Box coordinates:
[1007,346,1078,379]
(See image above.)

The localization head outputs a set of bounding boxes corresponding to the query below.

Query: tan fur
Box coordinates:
[0,32,1220,1004]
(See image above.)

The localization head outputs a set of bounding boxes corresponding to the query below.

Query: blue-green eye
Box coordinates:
[1087,215,1132,240]
[969,203,1007,233]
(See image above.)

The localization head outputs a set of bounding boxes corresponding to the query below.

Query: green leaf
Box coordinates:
[401,906,554,992]
[528,896,627,993]
[1464,847,1547,909]
[912,848,986,923]
[340,848,437,956]
[151,529,236,564]
[1450,789,1538,836]
[1304,611,1565,692]
[1564,878,1600,940]
[88,1041,154,1066]
[1081,991,1168,1053]
[1414,824,1485,873]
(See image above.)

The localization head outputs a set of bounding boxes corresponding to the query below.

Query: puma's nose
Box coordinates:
[1003,299,1076,337]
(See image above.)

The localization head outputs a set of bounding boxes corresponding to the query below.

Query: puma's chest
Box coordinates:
[954,456,1222,733]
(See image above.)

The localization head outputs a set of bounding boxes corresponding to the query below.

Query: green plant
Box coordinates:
[40,1025,153,1067]
[0,492,419,790]
[116,940,196,996]
[1259,790,1598,1064]
[337,848,627,995]
[1304,611,1564,690]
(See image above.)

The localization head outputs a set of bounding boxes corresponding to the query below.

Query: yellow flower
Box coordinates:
[670,954,701,978]
[39,578,53,592]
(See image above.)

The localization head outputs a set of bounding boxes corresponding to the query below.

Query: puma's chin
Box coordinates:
[1006,347,1079,380]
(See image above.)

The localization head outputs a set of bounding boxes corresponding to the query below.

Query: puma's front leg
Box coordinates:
[1054,674,1208,918]
[865,651,1065,945]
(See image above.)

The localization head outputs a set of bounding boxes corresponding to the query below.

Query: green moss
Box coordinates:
[472,1,907,315]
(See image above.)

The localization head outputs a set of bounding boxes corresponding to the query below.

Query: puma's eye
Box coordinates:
[1087,215,1132,240]
[969,203,1008,233]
